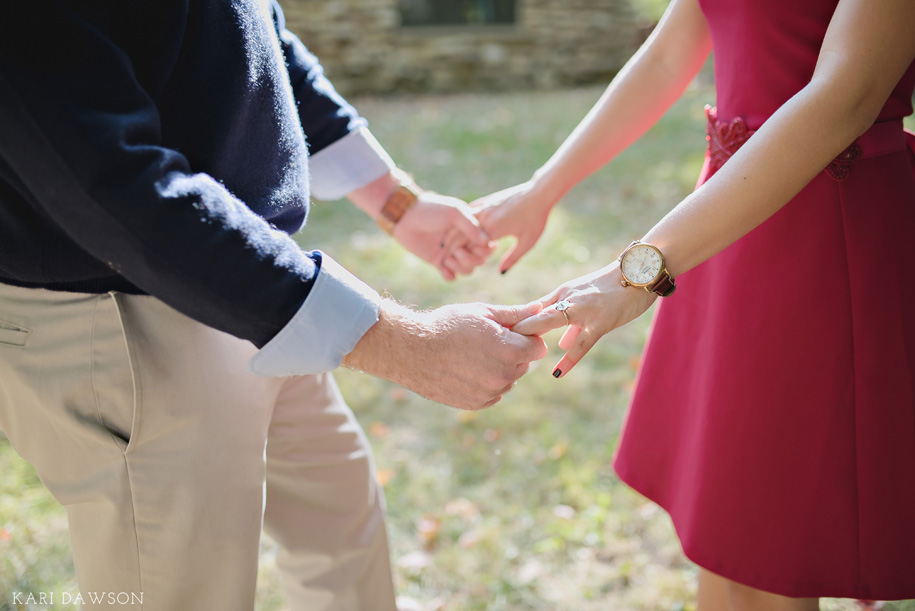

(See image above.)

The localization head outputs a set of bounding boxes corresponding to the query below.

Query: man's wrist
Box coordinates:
[249,253,382,377]
[347,169,421,222]
[376,182,420,234]
[342,300,420,380]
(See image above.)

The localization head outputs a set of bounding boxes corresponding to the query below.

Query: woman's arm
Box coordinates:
[532,0,712,202]
[472,0,712,272]
[645,0,915,277]
[514,0,915,377]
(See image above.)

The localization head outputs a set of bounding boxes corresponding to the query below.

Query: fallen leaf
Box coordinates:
[553,504,576,519]
[397,550,433,571]
[417,514,441,548]
[389,387,409,402]
[483,428,501,442]
[456,410,478,424]
[396,596,424,611]
[458,530,480,549]
[396,595,447,611]
[548,441,568,460]
[369,421,390,439]
[376,468,396,487]
[444,497,480,521]
[517,559,546,584]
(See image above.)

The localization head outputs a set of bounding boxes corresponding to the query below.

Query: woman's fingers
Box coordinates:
[470,241,497,260]
[558,325,582,350]
[510,303,568,336]
[552,327,601,379]
[498,234,537,274]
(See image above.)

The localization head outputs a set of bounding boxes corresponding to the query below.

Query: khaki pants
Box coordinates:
[0,283,396,611]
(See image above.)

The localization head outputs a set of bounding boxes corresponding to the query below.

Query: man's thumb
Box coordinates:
[487,301,543,328]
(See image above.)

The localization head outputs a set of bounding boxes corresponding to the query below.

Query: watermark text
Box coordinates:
[12,591,144,605]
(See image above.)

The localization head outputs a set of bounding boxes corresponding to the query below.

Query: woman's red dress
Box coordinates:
[613,0,915,599]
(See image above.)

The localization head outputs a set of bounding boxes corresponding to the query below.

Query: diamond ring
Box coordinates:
[554,300,572,325]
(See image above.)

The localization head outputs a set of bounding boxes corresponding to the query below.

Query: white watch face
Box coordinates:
[621,244,663,285]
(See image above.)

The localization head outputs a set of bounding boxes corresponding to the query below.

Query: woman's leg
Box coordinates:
[697,568,732,611]
[698,569,820,611]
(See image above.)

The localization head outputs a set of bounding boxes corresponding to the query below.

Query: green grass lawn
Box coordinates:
[2,84,914,610]
[303,83,709,611]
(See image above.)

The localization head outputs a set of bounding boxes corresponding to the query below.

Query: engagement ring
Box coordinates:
[555,300,572,325]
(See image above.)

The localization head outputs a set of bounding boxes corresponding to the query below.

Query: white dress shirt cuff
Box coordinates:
[308,127,397,201]
[248,254,382,376]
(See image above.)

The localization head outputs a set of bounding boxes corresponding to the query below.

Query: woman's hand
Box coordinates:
[512,262,657,378]
[470,181,557,274]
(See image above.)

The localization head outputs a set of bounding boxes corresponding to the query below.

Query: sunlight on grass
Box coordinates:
[303,83,705,611]
[0,435,76,608]
[2,83,913,610]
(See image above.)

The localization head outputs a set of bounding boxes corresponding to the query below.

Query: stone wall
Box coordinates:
[281,0,647,96]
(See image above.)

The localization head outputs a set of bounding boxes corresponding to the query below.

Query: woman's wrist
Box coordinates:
[529,167,571,211]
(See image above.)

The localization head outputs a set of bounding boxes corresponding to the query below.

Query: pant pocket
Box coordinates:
[0,318,31,348]
[90,294,140,453]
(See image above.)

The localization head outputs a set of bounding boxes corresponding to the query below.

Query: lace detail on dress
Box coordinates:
[825,143,862,181]
[705,106,754,175]
[705,105,860,181]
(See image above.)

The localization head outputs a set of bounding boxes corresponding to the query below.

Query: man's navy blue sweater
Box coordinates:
[0,0,364,347]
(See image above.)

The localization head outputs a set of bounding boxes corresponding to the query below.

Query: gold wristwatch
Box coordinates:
[618,240,677,297]
[376,183,419,234]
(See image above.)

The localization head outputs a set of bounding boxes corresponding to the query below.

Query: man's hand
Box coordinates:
[346,171,494,281]
[393,191,495,281]
[343,300,547,410]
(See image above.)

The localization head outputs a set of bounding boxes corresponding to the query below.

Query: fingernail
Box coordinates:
[552,369,562,378]
[500,269,507,275]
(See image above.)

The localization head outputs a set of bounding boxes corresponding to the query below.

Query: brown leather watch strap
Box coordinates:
[376,184,419,234]
[649,272,677,297]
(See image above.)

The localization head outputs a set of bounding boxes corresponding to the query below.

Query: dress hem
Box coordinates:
[613,460,915,601]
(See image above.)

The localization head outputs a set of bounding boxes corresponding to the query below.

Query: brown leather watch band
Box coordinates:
[649,272,677,297]
[376,184,419,234]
